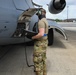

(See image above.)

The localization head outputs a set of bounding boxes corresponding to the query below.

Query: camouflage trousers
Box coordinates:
[33,39,48,75]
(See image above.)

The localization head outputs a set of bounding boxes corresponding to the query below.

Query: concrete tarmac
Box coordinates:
[0,22,76,75]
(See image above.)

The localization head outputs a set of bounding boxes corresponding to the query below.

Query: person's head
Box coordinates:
[40,8,46,15]
[36,8,46,20]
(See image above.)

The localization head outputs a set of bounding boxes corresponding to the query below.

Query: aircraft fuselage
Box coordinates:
[0,0,38,45]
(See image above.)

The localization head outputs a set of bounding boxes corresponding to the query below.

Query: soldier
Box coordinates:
[32,8,48,75]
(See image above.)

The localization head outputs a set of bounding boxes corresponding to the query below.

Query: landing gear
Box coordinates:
[48,28,54,46]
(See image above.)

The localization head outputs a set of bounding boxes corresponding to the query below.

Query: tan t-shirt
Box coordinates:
[38,18,48,40]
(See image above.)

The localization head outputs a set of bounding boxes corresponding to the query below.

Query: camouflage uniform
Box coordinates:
[33,18,48,75]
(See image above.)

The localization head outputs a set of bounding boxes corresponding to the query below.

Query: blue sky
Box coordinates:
[33,0,76,20]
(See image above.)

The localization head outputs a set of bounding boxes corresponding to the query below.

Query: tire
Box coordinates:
[48,28,54,46]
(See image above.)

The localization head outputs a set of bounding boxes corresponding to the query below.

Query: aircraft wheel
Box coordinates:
[48,28,54,46]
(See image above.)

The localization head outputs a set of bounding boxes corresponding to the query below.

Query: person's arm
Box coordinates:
[32,28,44,39]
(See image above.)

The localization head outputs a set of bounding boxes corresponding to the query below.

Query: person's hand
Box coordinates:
[32,36,34,39]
